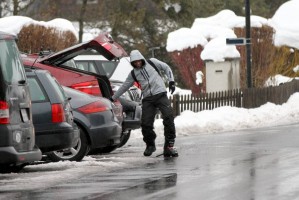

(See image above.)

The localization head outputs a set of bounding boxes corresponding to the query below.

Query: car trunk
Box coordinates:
[38,33,127,99]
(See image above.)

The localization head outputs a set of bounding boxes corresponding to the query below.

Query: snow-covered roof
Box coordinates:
[166,0,299,62]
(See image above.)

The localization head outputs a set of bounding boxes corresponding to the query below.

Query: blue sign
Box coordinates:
[226,38,250,45]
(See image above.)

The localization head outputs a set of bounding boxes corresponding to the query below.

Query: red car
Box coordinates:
[22,33,141,152]
[23,33,126,97]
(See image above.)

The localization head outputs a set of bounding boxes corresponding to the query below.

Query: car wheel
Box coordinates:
[47,126,90,162]
[118,130,131,148]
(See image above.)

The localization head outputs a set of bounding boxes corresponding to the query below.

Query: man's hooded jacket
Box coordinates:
[112,50,174,100]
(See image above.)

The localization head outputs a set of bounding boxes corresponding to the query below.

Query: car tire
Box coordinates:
[118,130,131,148]
[88,144,119,155]
[0,164,26,173]
[47,126,90,162]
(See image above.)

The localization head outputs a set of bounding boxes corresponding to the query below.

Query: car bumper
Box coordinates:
[122,105,142,131]
[122,118,141,130]
[88,122,122,149]
[35,123,79,153]
[0,146,42,165]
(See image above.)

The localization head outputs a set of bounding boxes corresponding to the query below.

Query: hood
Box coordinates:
[39,33,127,66]
[130,50,146,66]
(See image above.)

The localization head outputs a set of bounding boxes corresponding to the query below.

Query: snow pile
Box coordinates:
[0,16,78,39]
[268,0,299,50]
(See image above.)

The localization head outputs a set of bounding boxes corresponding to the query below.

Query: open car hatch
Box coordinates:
[39,33,127,66]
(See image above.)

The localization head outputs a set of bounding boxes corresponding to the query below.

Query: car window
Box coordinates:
[87,62,97,73]
[101,61,117,77]
[62,59,77,68]
[75,61,97,73]
[45,73,68,101]
[27,77,46,101]
[0,40,26,83]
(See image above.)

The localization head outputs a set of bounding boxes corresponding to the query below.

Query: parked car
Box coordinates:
[0,31,42,172]
[25,67,81,161]
[63,86,123,154]
[21,33,141,148]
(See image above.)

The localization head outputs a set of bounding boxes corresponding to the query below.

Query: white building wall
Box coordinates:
[205,59,240,93]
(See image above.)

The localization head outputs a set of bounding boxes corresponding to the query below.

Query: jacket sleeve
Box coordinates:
[149,58,175,82]
[112,73,135,100]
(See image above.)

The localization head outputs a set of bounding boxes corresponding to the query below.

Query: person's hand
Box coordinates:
[169,81,175,94]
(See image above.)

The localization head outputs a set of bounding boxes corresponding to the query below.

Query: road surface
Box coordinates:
[1,123,299,200]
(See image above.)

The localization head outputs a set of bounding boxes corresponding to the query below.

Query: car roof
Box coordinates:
[25,66,48,75]
[62,86,104,109]
[0,31,16,40]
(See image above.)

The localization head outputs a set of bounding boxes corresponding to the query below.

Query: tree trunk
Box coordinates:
[78,0,88,42]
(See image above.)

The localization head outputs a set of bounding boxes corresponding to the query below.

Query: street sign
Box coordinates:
[226,38,250,45]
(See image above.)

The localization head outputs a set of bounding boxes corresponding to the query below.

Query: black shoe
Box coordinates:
[144,145,156,156]
[163,146,178,157]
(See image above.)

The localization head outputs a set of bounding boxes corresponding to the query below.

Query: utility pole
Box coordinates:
[245,0,252,88]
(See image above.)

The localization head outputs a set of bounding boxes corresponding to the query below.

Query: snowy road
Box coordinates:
[2,123,299,199]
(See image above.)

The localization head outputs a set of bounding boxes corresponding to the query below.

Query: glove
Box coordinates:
[169,81,175,94]
[109,97,114,102]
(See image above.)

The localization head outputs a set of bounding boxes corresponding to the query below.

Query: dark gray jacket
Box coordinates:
[112,50,174,100]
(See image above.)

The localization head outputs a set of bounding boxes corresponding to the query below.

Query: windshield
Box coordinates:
[0,39,26,84]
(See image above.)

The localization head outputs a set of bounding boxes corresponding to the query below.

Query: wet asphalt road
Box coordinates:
[4,123,299,200]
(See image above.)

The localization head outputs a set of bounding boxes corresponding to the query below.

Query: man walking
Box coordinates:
[110,50,178,157]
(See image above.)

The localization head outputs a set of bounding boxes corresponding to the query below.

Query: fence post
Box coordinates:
[172,94,180,116]
[236,89,242,107]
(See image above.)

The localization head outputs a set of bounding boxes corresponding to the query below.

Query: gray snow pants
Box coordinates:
[141,92,176,146]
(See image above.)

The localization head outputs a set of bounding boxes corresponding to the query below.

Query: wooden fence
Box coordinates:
[242,79,299,108]
[165,79,299,117]
[169,89,242,116]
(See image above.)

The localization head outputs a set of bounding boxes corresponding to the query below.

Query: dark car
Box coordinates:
[25,68,80,161]
[62,86,123,154]
[21,33,141,147]
[0,32,42,172]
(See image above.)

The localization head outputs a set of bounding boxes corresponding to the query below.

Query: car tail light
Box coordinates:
[70,81,102,96]
[0,101,9,124]
[100,42,112,51]
[78,101,109,114]
[52,103,66,123]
